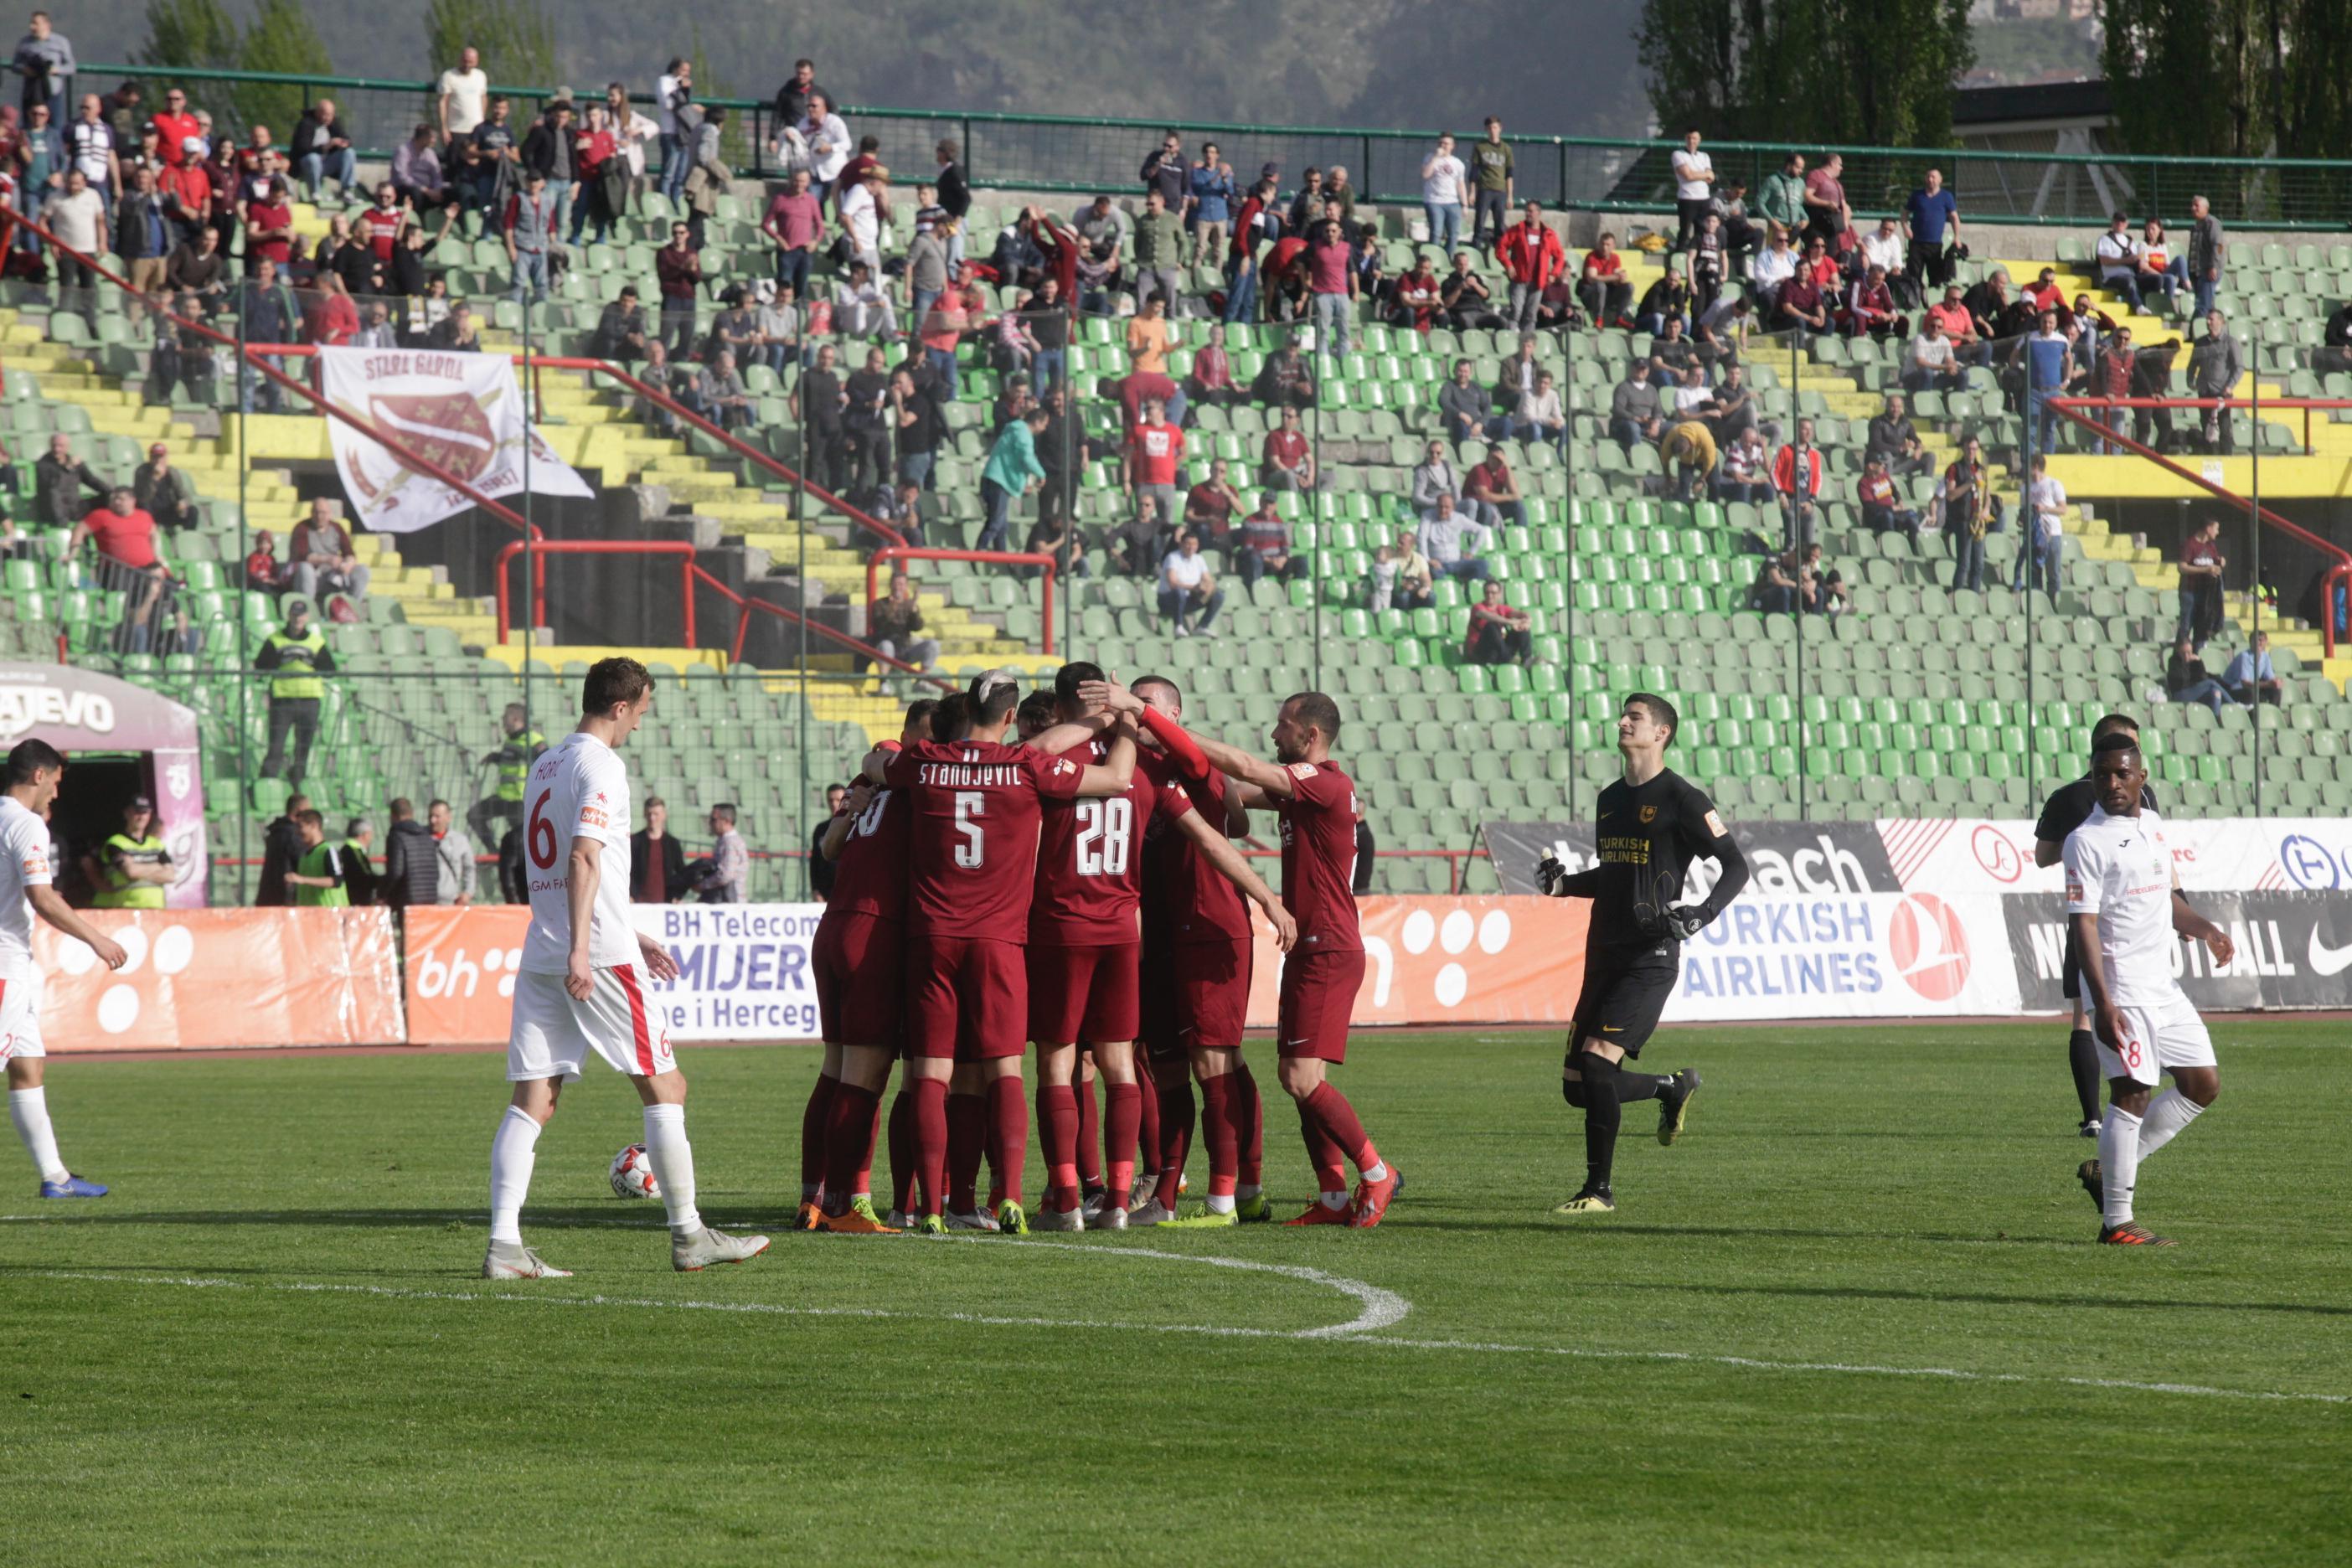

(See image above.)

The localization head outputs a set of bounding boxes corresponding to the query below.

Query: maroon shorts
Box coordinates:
[907,933,1026,1061]
[811,910,903,1050]
[1026,941,1141,1045]
[1175,936,1253,1052]
[1277,946,1366,1063]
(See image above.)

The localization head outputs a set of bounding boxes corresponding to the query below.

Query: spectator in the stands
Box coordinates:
[1844,263,1904,338]
[1253,337,1316,406]
[1772,416,1825,549]
[1704,361,1761,446]
[1746,223,1796,307]
[1307,216,1354,354]
[112,164,168,295]
[132,443,195,532]
[1751,549,1800,616]
[799,92,850,212]
[1158,530,1225,638]
[1768,260,1828,341]
[654,59,694,204]
[288,497,370,604]
[352,299,396,350]
[834,260,899,341]
[654,218,702,352]
[1802,152,1849,246]
[1126,291,1177,380]
[1855,455,1921,544]
[40,164,102,310]
[1507,369,1565,448]
[1938,433,1998,594]
[518,100,577,240]
[291,97,353,200]
[1904,167,1960,291]
[867,571,940,672]
[164,221,225,302]
[838,166,885,275]
[1186,142,1235,267]
[1645,315,1697,387]
[889,365,946,489]
[904,192,950,328]
[2165,636,2232,715]
[1608,364,1662,451]
[2013,453,2066,606]
[806,783,849,902]
[1659,418,1716,503]
[1419,132,1467,254]
[391,123,456,238]
[13,12,71,124]
[1465,579,1533,666]
[1498,200,1565,333]
[1903,316,1964,394]
[790,342,844,491]
[379,799,438,910]
[1636,266,1694,340]
[979,405,1048,554]
[688,805,749,904]
[501,167,554,308]
[756,283,801,378]
[1715,426,1772,504]
[1756,152,1806,237]
[2174,514,2226,650]
[1183,457,1244,544]
[1411,439,1464,520]
[770,57,822,153]
[2093,210,2146,311]
[1229,492,1294,585]
[1442,252,1500,330]
[915,282,971,401]
[70,485,173,652]
[1026,276,1069,393]
[1105,497,1169,579]
[594,284,650,364]
[1251,404,1312,493]
[1391,251,1443,333]
[1131,187,1184,312]
[1183,321,1240,407]
[569,102,623,247]
[2188,308,2242,454]
[1466,443,1522,528]
[839,345,894,494]
[1416,493,1493,581]
[2135,217,2177,307]
[2184,193,2225,319]
[2089,323,2138,452]
[1865,393,1928,477]
[425,298,479,352]
[1126,396,1187,531]
[1576,232,1632,326]
[694,348,752,431]
[34,432,105,528]
[436,44,485,145]
[2222,630,2282,706]
[1438,358,1493,446]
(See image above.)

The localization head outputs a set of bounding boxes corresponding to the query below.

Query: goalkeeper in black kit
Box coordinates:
[1535,694,1750,1215]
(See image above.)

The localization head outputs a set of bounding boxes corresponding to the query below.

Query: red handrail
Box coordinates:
[2046,395,2352,658]
[866,548,1057,657]
[684,562,953,686]
[495,539,698,645]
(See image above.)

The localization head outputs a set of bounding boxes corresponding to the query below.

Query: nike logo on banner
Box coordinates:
[2309,927,2352,977]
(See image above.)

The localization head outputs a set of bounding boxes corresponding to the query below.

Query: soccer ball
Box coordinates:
[609,1143,659,1200]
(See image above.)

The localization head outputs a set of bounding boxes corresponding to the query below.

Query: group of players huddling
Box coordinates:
[0,660,2236,1266]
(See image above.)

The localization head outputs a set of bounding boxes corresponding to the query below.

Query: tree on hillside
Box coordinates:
[137,0,239,72]
[2103,0,2352,162]
[233,0,335,140]
[425,0,558,91]
[1637,0,1973,147]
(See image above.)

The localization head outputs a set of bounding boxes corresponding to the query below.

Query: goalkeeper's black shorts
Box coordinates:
[1567,940,1680,1060]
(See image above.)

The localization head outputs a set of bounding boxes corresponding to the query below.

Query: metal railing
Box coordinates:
[78,62,2352,230]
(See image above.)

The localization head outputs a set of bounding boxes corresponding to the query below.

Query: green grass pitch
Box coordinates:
[6,1023,2349,1565]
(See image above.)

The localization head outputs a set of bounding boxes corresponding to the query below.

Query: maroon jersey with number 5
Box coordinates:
[1276,760,1362,953]
[885,739,1082,938]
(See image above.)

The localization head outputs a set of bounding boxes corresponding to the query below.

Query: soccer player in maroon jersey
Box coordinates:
[1115,674,1278,1226]
[1087,683,1400,1226]
[1028,664,1293,1230]
[878,671,1135,1236]
[799,698,935,1235]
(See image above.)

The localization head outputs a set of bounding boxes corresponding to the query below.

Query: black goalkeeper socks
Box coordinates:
[2068,1029,2102,1122]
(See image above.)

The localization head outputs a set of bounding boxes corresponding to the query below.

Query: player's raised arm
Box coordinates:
[1027,706,1115,756]
[820,782,869,863]
[1173,808,1297,950]
[1075,725,1136,797]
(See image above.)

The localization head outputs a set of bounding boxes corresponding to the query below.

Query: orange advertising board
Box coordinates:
[39,907,406,1051]
[400,905,530,1045]
[1245,895,1591,1029]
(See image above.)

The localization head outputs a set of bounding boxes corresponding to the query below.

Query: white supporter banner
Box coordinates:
[317,346,592,534]
[629,902,824,1041]
[1663,891,2022,1023]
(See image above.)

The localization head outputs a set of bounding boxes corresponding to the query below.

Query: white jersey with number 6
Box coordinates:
[0,795,53,983]
[2061,803,2178,1006]
[518,731,637,974]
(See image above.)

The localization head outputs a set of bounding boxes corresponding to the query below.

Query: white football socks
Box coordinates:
[487,1105,541,1246]
[2098,1106,2143,1229]
[2136,1089,2205,1159]
[9,1086,68,1184]
[1204,1194,1235,1215]
[642,1102,702,1237]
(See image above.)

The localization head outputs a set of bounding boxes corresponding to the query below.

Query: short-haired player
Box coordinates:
[484,658,769,1277]
[2064,734,2233,1246]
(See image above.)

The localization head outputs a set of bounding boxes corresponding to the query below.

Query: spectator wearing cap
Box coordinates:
[133,442,196,532]
[288,496,371,604]
[88,795,171,909]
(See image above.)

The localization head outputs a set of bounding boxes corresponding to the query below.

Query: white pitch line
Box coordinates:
[18,1266,2344,1406]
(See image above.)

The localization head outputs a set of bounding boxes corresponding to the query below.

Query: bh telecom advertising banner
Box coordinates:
[41,908,405,1051]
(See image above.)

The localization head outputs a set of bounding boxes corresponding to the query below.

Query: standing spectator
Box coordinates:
[1132,187,1184,311]
[604,83,658,210]
[2222,631,2282,706]
[12,11,70,123]
[1231,491,1295,585]
[1903,168,1959,291]
[255,599,333,783]
[1127,290,1176,376]
[2013,454,2066,606]
[654,218,701,353]
[1419,133,1467,254]
[836,166,884,273]
[64,91,115,216]
[1772,417,1825,549]
[2020,307,2076,454]
[132,443,196,532]
[569,102,622,247]
[1125,396,1187,529]
[1464,579,1533,665]
[1756,152,1807,237]
[867,571,940,673]
[34,433,104,529]
[1940,433,1999,594]
[1417,493,1493,580]
[690,806,749,904]
[1669,128,1714,254]
[241,173,294,277]
[839,345,894,494]
[1802,152,1849,247]
[1186,143,1235,266]
[771,59,823,145]
[287,496,370,606]
[791,342,845,492]
[655,58,693,204]
[2091,324,2138,452]
[628,797,682,905]
[1468,116,1514,250]
[1261,404,1316,492]
[292,98,354,201]
[519,101,576,242]
[2174,515,2226,650]
[1027,276,1069,393]
[70,486,176,652]
[39,165,102,311]
[111,166,168,295]
[2165,637,2233,716]
[1576,232,1632,326]
[807,782,849,901]
[1139,128,1188,209]
[890,367,946,489]
[501,168,554,309]
[436,45,487,146]
[255,792,307,905]
[903,197,949,327]
[428,799,474,905]
[1157,530,1225,638]
[2185,193,2225,320]
[1498,200,1565,333]
[2188,309,2242,455]
[934,137,971,265]
[979,406,1049,553]
[798,92,850,211]
[379,798,439,910]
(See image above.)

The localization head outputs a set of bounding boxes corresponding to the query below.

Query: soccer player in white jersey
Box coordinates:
[483,658,768,1278]
[2063,733,2234,1247]
[2,740,128,1197]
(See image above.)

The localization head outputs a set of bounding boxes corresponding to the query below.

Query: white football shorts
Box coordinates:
[507,964,674,1082]
[2097,992,2215,1088]
[0,972,42,1060]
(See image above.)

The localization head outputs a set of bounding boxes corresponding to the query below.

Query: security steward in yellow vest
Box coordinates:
[255,598,335,784]
[471,702,547,903]
[90,795,173,909]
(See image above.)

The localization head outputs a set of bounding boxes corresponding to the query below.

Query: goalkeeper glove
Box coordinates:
[1534,849,1569,897]
[1660,903,1710,941]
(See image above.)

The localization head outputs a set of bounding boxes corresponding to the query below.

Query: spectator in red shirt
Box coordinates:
[568,103,620,246]
[1924,282,1979,362]
[1183,456,1244,544]
[307,271,359,345]
[1233,491,1297,585]
[2093,323,2137,453]
[1802,152,1848,246]
[1498,199,1566,333]
[1465,446,1522,528]
[1843,264,1904,339]
[243,177,293,275]
[1262,231,1313,322]
[1185,322,1241,407]
[1124,397,1187,530]
[71,486,177,652]
[1576,232,1632,326]
[1306,217,1354,353]
[1390,253,1444,333]
[1770,269,1828,341]
[761,168,824,302]
[1261,405,1315,492]
[1772,417,1825,549]
[245,528,283,591]
[1465,580,1533,665]
[1117,365,1183,431]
